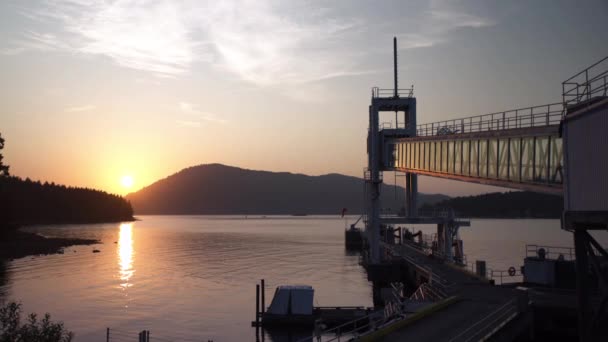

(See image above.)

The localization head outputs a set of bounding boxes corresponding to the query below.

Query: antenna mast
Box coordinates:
[393,37,398,98]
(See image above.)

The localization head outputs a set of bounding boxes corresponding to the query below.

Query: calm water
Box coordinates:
[2,216,606,341]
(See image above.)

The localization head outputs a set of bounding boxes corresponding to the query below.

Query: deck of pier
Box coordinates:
[380,242,527,341]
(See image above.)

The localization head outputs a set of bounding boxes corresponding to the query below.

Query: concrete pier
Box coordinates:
[376,242,529,341]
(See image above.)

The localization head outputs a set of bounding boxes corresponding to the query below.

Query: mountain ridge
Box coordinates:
[126,163,448,215]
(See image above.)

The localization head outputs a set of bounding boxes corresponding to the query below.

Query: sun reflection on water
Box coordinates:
[118,223,134,289]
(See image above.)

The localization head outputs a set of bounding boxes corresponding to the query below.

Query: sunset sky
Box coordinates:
[1,0,607,196]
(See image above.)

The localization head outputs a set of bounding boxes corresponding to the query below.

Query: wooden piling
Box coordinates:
[256,284,260,326]
[138,330,150,342]
[261,279,266,314]
[106,328,109,342]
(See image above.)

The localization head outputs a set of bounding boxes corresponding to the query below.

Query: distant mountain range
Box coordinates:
[126,164,448,215]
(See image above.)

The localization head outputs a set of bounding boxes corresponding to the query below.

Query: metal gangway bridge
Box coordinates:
[385,101,564,195]
[359,38,608,342]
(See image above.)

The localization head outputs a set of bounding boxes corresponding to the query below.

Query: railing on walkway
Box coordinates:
[379,121,415,130]
[410,282,445,301]
[295,309,387,342]
[105,327,137,342]
[563,56,608,107]
[415,103,563,137]
[526,244,575,261]
[385,243,456,297]
[446,298,519,342]
[105,327,206,342]
[487,268,523,285]
[372,87,414,98]
[105,327,153,342]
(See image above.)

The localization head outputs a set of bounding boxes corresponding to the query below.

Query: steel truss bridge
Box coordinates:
[383,102,564,194]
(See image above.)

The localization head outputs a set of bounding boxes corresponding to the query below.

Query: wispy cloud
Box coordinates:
[8,1,492,86]
[199,1,363,86]
[176,120,201,128]
[0,47,27,55]
[178,102,227,124]
[10,0,364,84]
[398,0,495,50]
[14,0,201,76]
[65,104,95,112]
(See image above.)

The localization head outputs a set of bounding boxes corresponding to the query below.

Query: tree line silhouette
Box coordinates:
[420,191,563,218]
[0,133,133,229]
[0,176,134,227]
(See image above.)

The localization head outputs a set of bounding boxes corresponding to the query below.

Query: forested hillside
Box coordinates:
[0,176,133,227]
[420,191,563,218]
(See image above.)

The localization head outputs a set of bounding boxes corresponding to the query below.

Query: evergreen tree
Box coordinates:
[0,133,8,177]
[0,132,133,229]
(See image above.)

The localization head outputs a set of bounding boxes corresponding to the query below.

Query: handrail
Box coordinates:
[372,86,414,99]
[295,309,386,342]
[563,56,608,83]
[415,102,562,137]
[385,243,455,296]
[446,298,518,342]
[487,268,522,285]
[562,56,608,107]
[525,244,575,261]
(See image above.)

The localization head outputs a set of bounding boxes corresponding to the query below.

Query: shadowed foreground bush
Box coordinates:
[0,302,73,342]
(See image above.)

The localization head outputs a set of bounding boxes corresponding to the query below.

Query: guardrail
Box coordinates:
[295,310,386,342]
[380,121,415,130]
[372,87,414,98]
[447,298,519,342]
[415,102,562,137]
[526,244,575,261]
[563,56,608,107]
[385,243,456,297]
[105,327,180,342]
[487,268,523,285]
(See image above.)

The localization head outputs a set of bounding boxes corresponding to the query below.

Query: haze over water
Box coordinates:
[2,216,607,341]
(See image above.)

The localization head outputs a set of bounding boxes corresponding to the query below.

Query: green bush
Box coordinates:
[0,302,73,342]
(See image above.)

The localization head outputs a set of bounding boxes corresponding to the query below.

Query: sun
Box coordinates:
[121,175,134,188]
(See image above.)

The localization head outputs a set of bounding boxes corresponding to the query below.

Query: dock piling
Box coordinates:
[261,279,266,314]
[256,284,260,326]
[476,260,487,278]
[138,330,150,342]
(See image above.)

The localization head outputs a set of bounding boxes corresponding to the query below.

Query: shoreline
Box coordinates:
[0,230,100,261]
[15,216,137,226]
[0,217,135,261]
